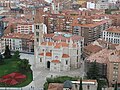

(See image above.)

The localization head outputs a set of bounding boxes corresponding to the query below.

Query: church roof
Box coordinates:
[62,54,69,58]
[51,60,60,63]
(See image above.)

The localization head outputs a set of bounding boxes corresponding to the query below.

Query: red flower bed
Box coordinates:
[0,72,26,85]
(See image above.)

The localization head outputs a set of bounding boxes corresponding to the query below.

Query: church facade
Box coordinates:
[34,23,84,72]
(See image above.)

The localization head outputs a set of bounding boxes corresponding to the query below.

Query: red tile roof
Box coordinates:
[48,83,63,90]
[3,33,34,40]
[62,54,69,58]
[39,52,52,57]
[39,53,44,56]
[106,27,120,33]
[46,52,52,57]
[51,60,60,63]
[44,33,55,38]
[84,44,102,53]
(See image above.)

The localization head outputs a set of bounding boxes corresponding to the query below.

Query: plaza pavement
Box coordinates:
[0,53,85,90]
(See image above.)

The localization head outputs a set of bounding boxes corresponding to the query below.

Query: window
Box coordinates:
[36,38,39,42]
[36,25,39,29]
[113,63,118,66]
[77,50,79,55]
[66,60,68,65]
[77,56,79,62]
[40,58,42,62]
[36,32,39,36]
[113,67,118,70]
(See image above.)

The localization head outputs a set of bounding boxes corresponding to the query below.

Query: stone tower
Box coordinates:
[34,9,47,66]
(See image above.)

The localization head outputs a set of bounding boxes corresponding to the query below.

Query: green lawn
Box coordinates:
[0,58,33,87]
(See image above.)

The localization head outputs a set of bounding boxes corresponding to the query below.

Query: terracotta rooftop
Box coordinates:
[54,42,69,48]
[51,60,60,63]
[62,54,69,58]
[108,51,120,63]
[72,19,108,28]
[44,33,55,38]
[48,83,63,90]
[3,33,34,40]
[41,41,78,48]
[87,49,114,64]
[84,44,102,53]
[39,53,44,56]
[46,52,52,57]
[39,53,70,58]
[41,42,54,46]
[34,8,44,23]
[106,27,120,33]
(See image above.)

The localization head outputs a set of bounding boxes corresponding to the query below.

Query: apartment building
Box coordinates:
[43,8,105,34]
[95,0,109,9]
[72,16,110,45]
[85,49,112,77]
[107,49,120,86]
[96,3,109,9]
[43,14,73,33]
[0,38,5,53]
[102,26,120,44]
[17,23,34,34]
[0,0,16,9]
[62,9,105,17]
[2,33,34,53]
[34,23,84,71]
[85,44,120,86]
[0,16,5,37]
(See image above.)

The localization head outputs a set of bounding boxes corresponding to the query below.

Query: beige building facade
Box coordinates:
[34,23,84,72]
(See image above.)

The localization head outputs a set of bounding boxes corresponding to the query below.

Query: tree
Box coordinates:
[12,51,20,60]
[114,81,118,90]
[10,26,14,33]
[79,78,83,90]
[97,80,102,90]
[87,61,99,79]
[105,9,111,14]
[3,45,11,59]
[0,53,2,60]
[0,53,4,64]
[17,59,31,72]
